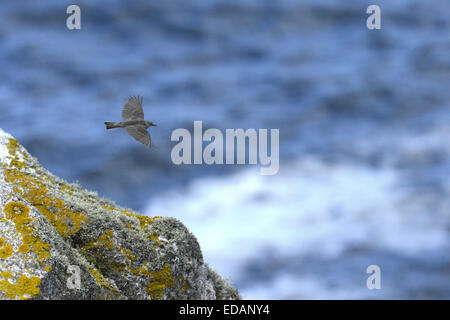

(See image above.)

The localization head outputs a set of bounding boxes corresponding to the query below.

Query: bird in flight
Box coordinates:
[104,96,157,147]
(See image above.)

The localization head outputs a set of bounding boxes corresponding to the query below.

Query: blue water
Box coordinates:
[0,0,449,298]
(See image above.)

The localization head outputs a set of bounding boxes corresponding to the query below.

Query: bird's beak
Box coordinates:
[152,123,157,127]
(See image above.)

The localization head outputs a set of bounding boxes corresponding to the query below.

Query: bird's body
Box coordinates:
[104,120,154,129]
[104,96,156,147]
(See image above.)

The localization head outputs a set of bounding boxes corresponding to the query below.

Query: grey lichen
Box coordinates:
[0,128,240,300]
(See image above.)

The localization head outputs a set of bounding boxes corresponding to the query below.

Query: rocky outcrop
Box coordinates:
[0,128,240,300]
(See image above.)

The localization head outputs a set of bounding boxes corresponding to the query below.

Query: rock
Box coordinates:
[0,128,240,300]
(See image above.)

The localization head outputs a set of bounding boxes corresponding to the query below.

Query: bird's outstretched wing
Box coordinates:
[125,125,153,147]
[122,96,144,121]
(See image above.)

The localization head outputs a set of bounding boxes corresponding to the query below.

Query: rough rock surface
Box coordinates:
[0,128,240,300]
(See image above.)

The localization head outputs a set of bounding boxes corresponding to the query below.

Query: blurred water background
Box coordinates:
[0,0,449,299]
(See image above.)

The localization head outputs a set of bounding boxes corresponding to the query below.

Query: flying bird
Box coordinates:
[104,96,157,147]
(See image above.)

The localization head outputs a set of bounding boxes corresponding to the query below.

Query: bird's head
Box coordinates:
[146,121,157,128]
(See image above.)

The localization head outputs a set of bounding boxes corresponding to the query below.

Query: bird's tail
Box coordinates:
[104,121,120,130]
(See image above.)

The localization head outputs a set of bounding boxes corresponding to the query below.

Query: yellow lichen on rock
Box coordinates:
[0,244,13,259]
[0,275,41,300]
[3,201,51,265]
[82,225,183,299]
[0,237,13,259]
[88,267,118,293]
[84,229,115,250]
[116,208,161,230]
[1,133,239,300]
[144,263,176,300]
[0,200,53,299]
[18,243,30,254]
[4,201,33,235]
[2,138,88,238]
[5,137,27,170]
[4,201,29,220]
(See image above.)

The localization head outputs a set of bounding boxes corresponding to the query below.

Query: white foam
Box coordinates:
[144,156,449,298]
